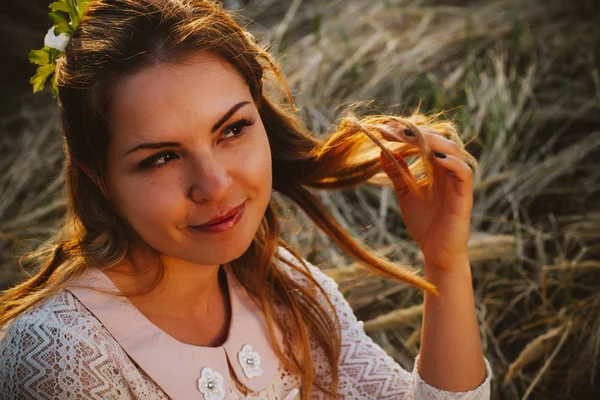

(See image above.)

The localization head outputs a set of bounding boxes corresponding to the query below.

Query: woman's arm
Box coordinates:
[419,256,488,391]
[378,124,489,393]
[310,261,492,399]
[278,247,492,399]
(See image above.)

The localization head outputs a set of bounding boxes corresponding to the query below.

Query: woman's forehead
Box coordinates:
[108,53,253,145]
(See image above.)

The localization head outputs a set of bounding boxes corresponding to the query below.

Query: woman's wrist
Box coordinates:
[423,253,472,277]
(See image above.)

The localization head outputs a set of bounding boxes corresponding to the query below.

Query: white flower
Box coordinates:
[197,367,225,400]
[44,26,69,52]
[237,344,263,379]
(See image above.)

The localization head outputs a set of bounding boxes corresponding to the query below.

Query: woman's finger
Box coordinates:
[382,126,472,172]
[380,123,467,161]
[379,149,419,200]
[401,128,464,160]
[431,151,473,198]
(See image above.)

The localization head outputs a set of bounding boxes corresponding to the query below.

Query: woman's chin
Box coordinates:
[181,243,251,267]
[177,224,258,266]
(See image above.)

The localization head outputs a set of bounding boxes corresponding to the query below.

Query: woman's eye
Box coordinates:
[137,151,179,170]
[135,119,254,171]
[221,118,254,140]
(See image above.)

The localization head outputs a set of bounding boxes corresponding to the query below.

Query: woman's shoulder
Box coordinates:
[0,290,160,398]
[0,289,139,393]
[0,289,104,341]
[275,245,341,292]
[0,289,120,368]
[275,245,347,316]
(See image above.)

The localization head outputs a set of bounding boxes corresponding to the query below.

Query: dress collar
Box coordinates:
[66,264,283,400]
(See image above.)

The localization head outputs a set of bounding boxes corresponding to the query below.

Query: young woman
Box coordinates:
[0,0,492,399]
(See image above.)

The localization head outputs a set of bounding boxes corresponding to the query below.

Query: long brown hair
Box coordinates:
[0,0,478,398]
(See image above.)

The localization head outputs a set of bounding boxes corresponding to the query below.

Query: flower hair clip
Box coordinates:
[28,0,91,98]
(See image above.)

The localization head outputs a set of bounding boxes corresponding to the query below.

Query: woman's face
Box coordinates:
[104,51,272,267]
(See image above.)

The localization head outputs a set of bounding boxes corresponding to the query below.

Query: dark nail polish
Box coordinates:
[403,129,415,137]
[434,151,446,159]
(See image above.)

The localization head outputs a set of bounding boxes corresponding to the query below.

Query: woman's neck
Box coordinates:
[103,246,232,347]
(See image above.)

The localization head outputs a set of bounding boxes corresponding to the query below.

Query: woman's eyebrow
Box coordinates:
[211,100,251,133]
[124,141,181,156]
[123,100,251,156]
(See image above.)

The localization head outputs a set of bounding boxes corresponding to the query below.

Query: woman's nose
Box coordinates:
[188,155,233,203]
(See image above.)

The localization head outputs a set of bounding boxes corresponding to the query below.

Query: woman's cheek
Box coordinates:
[229,131,271,180]
[122,174,180,218]
[251,128,272,178]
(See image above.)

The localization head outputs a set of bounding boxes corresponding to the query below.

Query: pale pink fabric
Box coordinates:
[0,246,493,399]
[66,264,284,399]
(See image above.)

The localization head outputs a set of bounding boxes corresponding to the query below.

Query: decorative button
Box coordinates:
[198,367,225,400]
[237,344,263,379]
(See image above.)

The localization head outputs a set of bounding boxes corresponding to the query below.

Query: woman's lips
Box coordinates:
[190,202,246,233]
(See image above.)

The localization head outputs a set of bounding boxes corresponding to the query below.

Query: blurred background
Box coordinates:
[1,0,599,398]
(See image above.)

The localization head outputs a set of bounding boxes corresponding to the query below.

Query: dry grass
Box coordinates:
[363,303,424,332]
[1,0,599,398]
[242,1,600,398]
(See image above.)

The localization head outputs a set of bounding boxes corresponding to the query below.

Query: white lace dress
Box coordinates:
[0,247,493,399]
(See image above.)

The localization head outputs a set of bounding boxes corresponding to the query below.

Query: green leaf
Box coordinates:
[67,0,80,26]
[51,77,59,98]
[49,2,71,14]
[66,0,78,11]
[49,11,73,35]
[50,0,82,28]
[28,48,50,66]
[30,64,56,93]
[76,0,92,14]
[47,47,62,63]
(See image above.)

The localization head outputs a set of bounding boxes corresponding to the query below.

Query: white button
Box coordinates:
[237,344,264,379]
[198,367,225,400]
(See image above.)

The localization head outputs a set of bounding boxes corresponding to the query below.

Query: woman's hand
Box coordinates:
[379,126,473,272]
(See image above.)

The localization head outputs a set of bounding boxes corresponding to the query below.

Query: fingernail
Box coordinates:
[434,151,446,159]
[403,129,415,137]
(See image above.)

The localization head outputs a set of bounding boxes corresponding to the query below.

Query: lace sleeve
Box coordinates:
[301,256,493,400]
[0,291,167,400]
